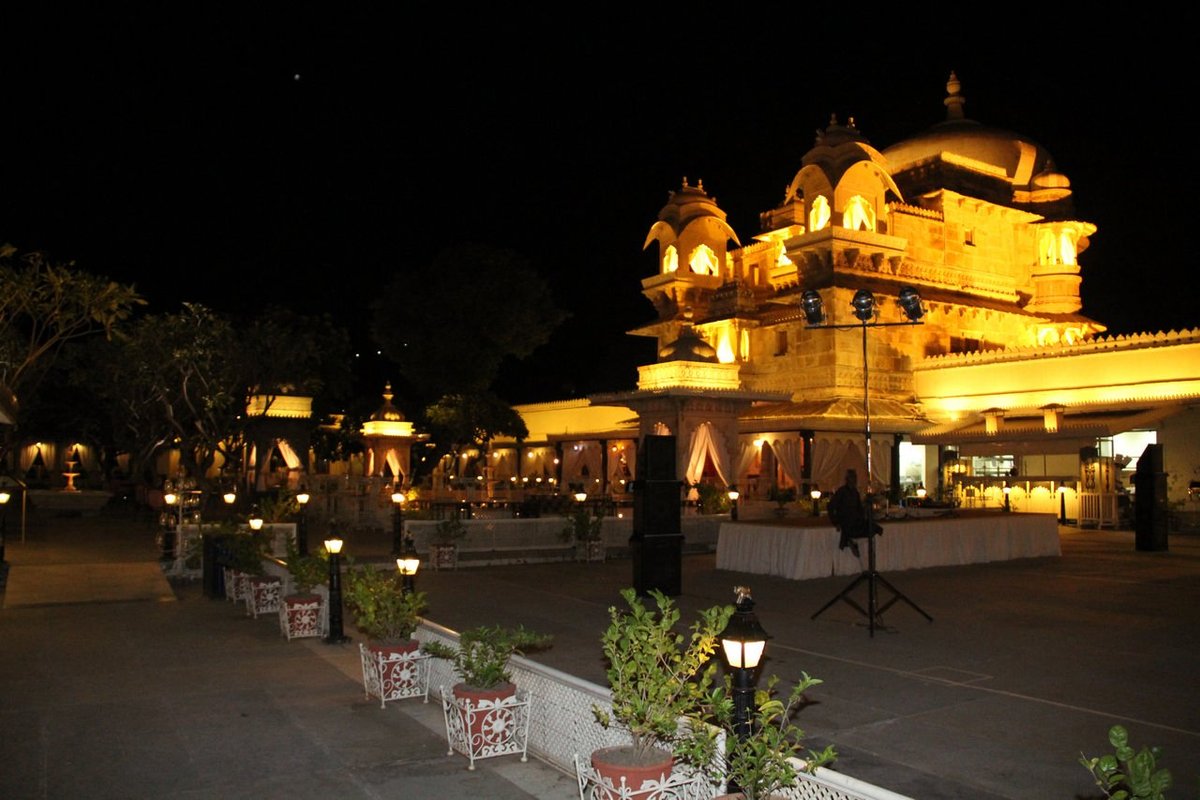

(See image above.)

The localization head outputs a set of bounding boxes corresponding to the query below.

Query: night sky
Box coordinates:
[2,8,1193,410]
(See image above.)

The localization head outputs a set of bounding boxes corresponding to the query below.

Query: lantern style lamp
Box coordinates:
[390,489,406,557]
[295,490,311,556]
[574,491,588,503]
[727,486,739,521]
[223,489,237,506]
[396,536,420,596]
[0,488,11,564]
[1058,485,1068,524]
[720,585,769,796]
[1002,485,1012,513]
[810,487,821,517]
[324,534,349,644]
[248,505,264,532]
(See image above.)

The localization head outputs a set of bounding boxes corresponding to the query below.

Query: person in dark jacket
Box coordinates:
[827,468,882,557]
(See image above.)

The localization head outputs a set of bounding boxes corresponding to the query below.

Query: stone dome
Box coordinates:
[882,72,1063,192]
[370,383,406,422]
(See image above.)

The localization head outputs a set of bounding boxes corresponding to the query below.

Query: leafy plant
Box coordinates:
[342,564,427,644]
[767,485,796,507]
[680,673,837,799]
[593,587,733,760]
[224,531,268,575]
[424,624,553,690]
[694,482,732,515]
[1080,724,1173,799]
[257,492,299,523]
[431,517,468,545]
[561,506,603,543]
[284,537,327,595]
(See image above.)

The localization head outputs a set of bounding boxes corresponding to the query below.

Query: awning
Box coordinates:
[910,405,1185,447]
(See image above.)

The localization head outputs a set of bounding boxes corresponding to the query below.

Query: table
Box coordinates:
[715,512,1061,580]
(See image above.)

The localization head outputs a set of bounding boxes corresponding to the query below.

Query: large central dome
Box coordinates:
[882,72,1072,217]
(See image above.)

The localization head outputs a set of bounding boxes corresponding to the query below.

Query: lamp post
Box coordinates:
[248,505,264,532]
[803,286,932,636]
[1058,484,1068,525]
[324,533,349,644]
[162,487,183,562]
[720,586,769,794]
[727,486,739,521]
[0,489,10,565]
[1003,485,1012,513]
[390,489,406,557]
[295,490,310,556]
[396,535,420,596]
[810,486,821,517]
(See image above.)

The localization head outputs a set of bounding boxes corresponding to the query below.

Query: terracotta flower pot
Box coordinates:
[590,745,674,798]
[453,681,517,748]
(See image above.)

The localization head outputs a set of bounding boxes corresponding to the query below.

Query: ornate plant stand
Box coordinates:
[440,684,531,770]
[279,594,324,641]
[577,540,606,563]
[430,543,458,571]
[223,569,249,604]
[243,576,281,618]
[359,643,432,708]
[573,754,710,800]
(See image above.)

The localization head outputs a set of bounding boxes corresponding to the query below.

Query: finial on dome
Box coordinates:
[697,179,704,191]
[848,116,856,129]
[944,70,966,120]
[383,382,394,402]
[829,113,838,126]
[682,176,690,188]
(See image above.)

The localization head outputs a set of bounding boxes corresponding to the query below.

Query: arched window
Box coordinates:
[841,195,875,232]
[663,244,678,273]
[776,243,792,267]
[688,244,718,276]
[1057,231,1077,265]
[808,195,831,231]
[1039,230,1059,265]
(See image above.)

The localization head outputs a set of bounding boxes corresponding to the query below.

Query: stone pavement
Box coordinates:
[3,501,1199,799]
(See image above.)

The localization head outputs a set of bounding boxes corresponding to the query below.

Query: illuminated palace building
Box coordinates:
[488,73,1200,524]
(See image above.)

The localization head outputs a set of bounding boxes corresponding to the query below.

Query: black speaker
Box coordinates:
[1134,443,1168,552]
[640,435,676,481]
[631,533,684,597]
[633,480,682,536]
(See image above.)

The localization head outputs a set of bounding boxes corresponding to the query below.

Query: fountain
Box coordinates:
[62,448,81,492]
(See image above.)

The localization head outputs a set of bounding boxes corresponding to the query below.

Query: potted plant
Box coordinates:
[678,673,837,799]
[429,516,467,570]
[424,624,553,755]
[561,506,604,562]
[1080,724,1173,799]
[767,485,796,518]
[344,563,430,705]
[590,587,733,795]
[279,538,327,640]
[222,528,269,604]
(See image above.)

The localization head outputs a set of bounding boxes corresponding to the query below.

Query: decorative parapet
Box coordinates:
[916,328,1200,370]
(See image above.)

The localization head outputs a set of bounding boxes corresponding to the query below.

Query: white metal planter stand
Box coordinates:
[279,595,324,640]
[358,644,432,708]
[243,576,281,618]
[440,684,532,770]
[572,755,711,800]
[223,568,249,603]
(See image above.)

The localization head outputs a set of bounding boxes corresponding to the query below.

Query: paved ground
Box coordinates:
[2,500,1198,799]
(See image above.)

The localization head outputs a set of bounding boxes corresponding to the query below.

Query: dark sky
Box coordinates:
[2,8,1193,410]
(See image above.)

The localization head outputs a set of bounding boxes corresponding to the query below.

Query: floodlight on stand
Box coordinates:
[851,289,877,322]
[800,290,826,325]
[897,286,925,321]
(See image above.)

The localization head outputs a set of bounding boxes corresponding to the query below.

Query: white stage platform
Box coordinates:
[716,511,1061,580]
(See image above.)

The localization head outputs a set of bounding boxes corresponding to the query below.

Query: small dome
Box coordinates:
[370,383,406,422]
[658,322,718,363]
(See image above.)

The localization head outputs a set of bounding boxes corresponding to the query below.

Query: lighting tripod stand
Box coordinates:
[800,286,934,637]
[810,496,931,636]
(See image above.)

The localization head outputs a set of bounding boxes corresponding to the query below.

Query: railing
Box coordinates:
[413,620,914,800]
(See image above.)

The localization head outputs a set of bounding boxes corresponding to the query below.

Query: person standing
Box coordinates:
[827,468,881,556]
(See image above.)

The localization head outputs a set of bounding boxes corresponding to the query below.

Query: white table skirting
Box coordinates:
[715,513,1061,580]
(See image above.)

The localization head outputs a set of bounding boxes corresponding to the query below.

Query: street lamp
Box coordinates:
[804,286,932,636]
[574,490,588,503]
[1058,484,1068,525]
[810,486,821,517]
[720,585,769,795]
[1003,485,1012,513]
[162,488,182,561]
[396,535,420,596]
[248,505,264,532]
[295,490,310,556]
[390,489,406,556]
[0,489,10,564]
[324,534,349,644]
[727,486,739,521]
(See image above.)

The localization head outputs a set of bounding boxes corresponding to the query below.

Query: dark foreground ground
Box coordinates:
[2,501,1198,799]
